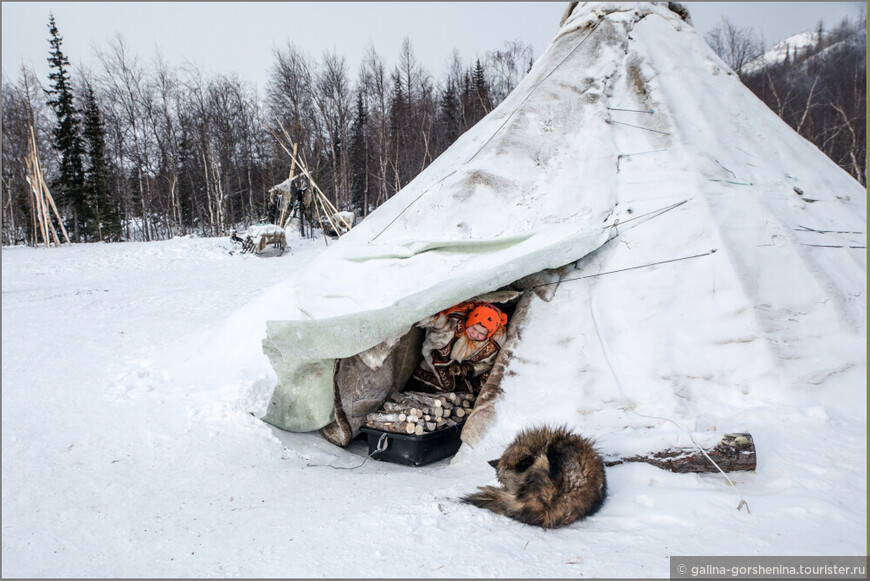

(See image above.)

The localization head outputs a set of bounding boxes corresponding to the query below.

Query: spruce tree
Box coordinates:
[45,14,88,241]
[472,59,492,120]
[460,71,474,129]
[82,83,121,241]
[388,72,406,193]
[348,92,369,215]
[439,79,460,145]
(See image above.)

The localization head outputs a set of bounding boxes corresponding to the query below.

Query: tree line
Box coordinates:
[3,13,865,247]
[2,15,533,245]
[706,14,866,186]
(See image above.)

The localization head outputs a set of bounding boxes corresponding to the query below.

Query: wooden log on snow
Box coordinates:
[604,433,757,473]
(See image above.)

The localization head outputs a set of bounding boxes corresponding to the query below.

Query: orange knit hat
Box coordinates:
[464,302,508,339]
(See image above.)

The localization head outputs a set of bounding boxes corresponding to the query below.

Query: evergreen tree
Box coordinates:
[45,14,88,241]
[348,91,369,214]
[816,19,825,49]
[439,79,460,146]
[471,58,492,120]
[82,82,121,241]
[460,70,474,129]
[388,72,407,193]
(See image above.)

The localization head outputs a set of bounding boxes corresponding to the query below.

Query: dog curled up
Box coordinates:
[461,425,606,528]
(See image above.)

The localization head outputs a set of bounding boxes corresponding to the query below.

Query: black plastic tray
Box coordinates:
[360,423,463,466]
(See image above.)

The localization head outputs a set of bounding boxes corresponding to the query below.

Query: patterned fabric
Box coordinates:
[410,303,508,393]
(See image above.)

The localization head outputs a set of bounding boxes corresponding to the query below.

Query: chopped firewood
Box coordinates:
[366,412,405,423]
[366,390,478,436]
[604,433,757,473]
[402,392,444,409]
[390,393,432,409]
[365,420,417,434]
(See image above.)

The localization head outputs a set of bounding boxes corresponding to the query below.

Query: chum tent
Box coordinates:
[260,2,866,456]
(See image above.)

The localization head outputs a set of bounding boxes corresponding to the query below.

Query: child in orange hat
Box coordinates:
[409,301,509,393]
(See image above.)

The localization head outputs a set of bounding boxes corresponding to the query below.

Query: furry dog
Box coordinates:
[461,426,606,528]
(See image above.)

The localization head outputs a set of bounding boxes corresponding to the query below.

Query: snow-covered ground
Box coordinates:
[3,2,866,577]
[2,229,865,578]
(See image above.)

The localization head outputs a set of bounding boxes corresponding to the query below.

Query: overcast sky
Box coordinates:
[2,2,866,91]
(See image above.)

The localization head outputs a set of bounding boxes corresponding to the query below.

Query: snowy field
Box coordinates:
[2,232,865,578]
[3,3,867,577]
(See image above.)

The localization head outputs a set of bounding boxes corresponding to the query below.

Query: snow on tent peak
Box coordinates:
[258,0,865,467]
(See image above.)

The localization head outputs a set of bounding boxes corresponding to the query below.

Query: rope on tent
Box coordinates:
[795,224,864,235]
[622,409,751,514]
[464,17,604,166]
[531,249,718,289]
[368,18,604,244]
[714,159,737,179]
[606,198,687,230]
[708,178,753,186]
[605,118,671,136]
[802,244,866,249]
[616,148,668,172]
[607,106,655,114]
[586,276,750,514]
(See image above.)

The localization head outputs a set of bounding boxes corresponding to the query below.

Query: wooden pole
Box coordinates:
[27,123,70,245]
[272,118,352,235]
[25,149,50,248]
[245,102,354,235]
[277,142,298,228]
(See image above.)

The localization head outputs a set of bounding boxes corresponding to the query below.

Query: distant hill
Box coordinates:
[740,18,866,185]
[744,24,865,75]
[743,31,825,74]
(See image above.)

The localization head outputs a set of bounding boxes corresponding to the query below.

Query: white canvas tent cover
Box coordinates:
[262,1,866,437]
[261,198,617,430]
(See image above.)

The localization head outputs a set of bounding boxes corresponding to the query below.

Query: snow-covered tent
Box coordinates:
[261,1,865,456]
